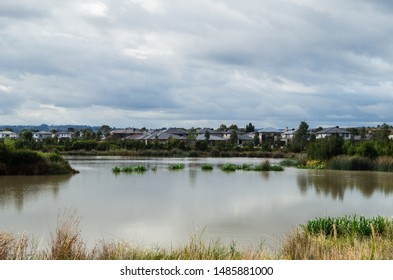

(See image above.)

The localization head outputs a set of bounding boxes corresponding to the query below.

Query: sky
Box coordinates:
[1,0,393,129]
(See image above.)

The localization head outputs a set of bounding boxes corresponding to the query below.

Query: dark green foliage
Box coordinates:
[0,149,77,175]
[307,136,344,160]
[168,163,185,170]
[328,156,374,171]
[220,163,238,172]
[201,164,213,171]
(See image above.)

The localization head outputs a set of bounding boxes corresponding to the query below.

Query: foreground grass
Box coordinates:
[2,215,393,260]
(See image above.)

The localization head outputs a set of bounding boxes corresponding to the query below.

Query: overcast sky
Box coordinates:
[1,0,393,129]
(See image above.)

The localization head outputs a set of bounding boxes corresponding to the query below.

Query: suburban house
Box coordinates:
[196,128,227,145]
[110,128,143,139]
[56,131,74,140]
[281,128,297,145]
[33,131,53,141]
[315,127,351,140]
[136,128,189,144]
[0,130,18,139]
[256,128,283,144]
[222,129,254,145]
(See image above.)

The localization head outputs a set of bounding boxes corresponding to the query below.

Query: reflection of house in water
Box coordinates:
[297,170,393,200]
[0,175,72,212]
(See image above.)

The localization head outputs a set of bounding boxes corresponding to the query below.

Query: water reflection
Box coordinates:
[297,170,393,200]
[0,175,72,211]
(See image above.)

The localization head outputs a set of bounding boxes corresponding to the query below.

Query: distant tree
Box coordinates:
[230,130,238,146]
[293,121,309,152]
[253,132,260,146]
[204,130,210,142]
[19,131,33,142]
[186,128,197,150]
[229,124,238,130]
[245,122,255,133]
[99,125,111,139]
[374,123,390,143]
[217,124,227,131]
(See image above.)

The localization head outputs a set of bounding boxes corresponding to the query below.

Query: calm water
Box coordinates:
[1,157,393,250]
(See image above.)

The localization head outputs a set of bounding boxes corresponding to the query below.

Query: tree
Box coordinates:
[217,124,227,131]
[229,124,238,130]
[246,122,255,133]
[293,121,309,152]
[204,130,210,143]
[230,130,238,146]
[254,132,260,146]
[374,123,390,143]
[99,125,111,139]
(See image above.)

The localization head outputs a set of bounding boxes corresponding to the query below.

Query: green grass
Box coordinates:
[279,159,300,167]
[168,163,185,170]
[201,164,213,171]
[303,215,392,238]
[220,161,284,172]
[220,163,238,172]
[112,165,148,173]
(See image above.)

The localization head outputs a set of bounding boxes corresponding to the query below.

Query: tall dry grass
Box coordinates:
[2,214,393,260]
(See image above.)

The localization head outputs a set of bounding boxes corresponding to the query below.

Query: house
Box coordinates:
[256,128,283,144]
[196,128,227,145]
[222,129,253,145]
[33,131,53,141]
[315,127,351,140]
[0,130,18,139]
[56,131,74,140]
[110,128,143,139]
[281,128,297,145]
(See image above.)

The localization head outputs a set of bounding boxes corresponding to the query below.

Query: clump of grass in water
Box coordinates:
[220,163,238,172]
[168,163,185,170]
[112,165,147,173]
[112,166,121,173]
[279,159,300,167]
[201,164,213,171]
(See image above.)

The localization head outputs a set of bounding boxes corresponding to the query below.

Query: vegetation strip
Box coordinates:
[2,214,393,260]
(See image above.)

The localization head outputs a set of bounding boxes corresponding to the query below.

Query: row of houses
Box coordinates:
[0,130,75,141]
[1,126,389,145]
[109,126,357,146]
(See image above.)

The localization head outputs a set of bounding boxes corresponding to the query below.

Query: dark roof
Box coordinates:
[316,127,350,134]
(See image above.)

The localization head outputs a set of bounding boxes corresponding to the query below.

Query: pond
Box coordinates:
[1,156,393,251]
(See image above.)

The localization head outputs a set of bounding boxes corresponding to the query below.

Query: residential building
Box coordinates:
[315,127,351,140]
[33,131,53,141]
[0,130,18,139]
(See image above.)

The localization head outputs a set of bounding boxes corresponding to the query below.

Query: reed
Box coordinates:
[3,214,393,260]
[328,156,374,171]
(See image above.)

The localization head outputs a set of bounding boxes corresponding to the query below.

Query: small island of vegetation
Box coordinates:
[0,140,78,176]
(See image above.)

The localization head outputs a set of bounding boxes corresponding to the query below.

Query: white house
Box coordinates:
[315,127,351,140]
[33,131,53,141]
[281,128,297,145]
[0,130,18,139]
[56,131,74,140]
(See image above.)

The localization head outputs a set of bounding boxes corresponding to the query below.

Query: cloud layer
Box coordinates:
[1,0,393,128]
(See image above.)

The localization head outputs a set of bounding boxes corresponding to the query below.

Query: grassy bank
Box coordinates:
[0,150,78,175]
[2,215,393,260]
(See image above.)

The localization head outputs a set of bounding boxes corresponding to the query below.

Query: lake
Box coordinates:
[1,156,393,251]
